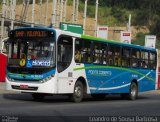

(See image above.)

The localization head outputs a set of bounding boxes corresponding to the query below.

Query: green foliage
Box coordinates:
[150,19,160,39]
[131,32,146,46]
[87,5,95,17]
[67,0,73,6]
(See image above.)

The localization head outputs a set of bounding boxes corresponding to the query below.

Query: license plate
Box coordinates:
[20,85,29,89]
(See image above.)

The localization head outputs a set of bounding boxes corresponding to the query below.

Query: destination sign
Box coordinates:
[10,30,54,38]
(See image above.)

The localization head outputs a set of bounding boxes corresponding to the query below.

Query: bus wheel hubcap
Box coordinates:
[75,86,81,97]
[131,87,136,97]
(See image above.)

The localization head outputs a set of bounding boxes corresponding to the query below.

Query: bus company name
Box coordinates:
[32,60,50,66]
[88,70,112,76]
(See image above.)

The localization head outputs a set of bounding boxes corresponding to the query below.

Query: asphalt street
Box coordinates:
[0,82,160,122]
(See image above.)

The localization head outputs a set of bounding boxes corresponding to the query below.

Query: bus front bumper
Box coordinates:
[6,78,57,94]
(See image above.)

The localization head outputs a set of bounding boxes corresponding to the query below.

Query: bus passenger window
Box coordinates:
[81,40,91,63]
[141,51,149,69]
[149,52,156,69]
[108,51,113,65]
[114,52,120,66]
[93,43,102,64]
[75,50,81,62]
[107,44,114,65]
[131,49,140,68]
[93,55,100,64]
[121,47,130,67]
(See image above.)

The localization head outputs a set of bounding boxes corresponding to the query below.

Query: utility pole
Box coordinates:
[39,0,43,24]
[128,14,131,31]
[72,0,76,23]
[83,0,88,35]
[10,0,13,19]
[31,0,35,27]
[60,0,63,22]
[26,0,30,22]
[44,0,49,25]
[55,0,61,27]
[1,0,6,51]
[11,0,16,30]
[75,0,79,24]
[94,0,98,37]
[51,0,57,27]
[63,0,67,22]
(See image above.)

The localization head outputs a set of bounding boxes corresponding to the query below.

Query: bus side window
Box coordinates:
[121,47,130,67]
[131,49,140,68]
[75,39,82,63]
[93,42,102,64]
[107,44,114,65]
[114,46,121,66]
[81,40,91,63]
[102,45,107,65]
[149,52,156,69]
[141,51,148,68]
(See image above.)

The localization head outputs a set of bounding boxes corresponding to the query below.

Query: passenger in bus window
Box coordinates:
[103,56,107,64]
[31,50,37,60]
[108,51,113,65]
[114,52,120,66]
[103,60,107,65]
[75,50,81,62]
[142,61,147,68]
[93,56,100,64]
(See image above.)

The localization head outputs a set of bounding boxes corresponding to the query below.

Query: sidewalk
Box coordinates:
[0,82,6,90]
[0,82,18,93]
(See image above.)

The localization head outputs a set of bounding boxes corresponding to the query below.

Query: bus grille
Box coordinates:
[11,85,38,91]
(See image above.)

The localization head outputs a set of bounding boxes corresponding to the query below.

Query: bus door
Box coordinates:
[57,35,73,93]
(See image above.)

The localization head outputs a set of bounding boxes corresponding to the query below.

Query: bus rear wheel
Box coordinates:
[32,93,45,101]
[121,82,138,100]
[129,82,138,100]
[70,81,83,103]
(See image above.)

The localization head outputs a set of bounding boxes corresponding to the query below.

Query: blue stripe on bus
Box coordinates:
[7,69,56,81]
[83,64,156,93]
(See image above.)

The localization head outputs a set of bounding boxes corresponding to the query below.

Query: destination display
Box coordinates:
[10,30,54,38]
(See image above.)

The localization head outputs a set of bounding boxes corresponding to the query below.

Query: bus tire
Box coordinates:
[32,93,45,101]
[128,82,138,100]
[70,81,83,103]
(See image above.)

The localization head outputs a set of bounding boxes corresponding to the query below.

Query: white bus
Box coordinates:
[6,27,158,102]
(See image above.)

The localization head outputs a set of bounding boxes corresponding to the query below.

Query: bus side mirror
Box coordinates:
[1,38,9,54]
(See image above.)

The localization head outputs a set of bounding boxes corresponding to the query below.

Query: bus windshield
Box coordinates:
[7,37,55,68]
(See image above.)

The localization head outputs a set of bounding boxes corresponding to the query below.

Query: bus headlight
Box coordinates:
[40,75,54,83]
[7,77,14,82]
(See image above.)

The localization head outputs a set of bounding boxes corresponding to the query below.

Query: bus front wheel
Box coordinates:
[70,81,83,103]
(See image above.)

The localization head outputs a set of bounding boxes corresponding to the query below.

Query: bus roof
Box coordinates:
[13,26,55,31]
[81,35,157,52]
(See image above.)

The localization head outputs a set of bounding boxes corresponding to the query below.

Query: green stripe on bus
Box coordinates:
[81,35,121,44]
[73,66,154,82]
